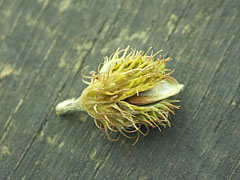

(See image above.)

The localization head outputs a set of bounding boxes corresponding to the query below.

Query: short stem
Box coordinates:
[56,97,84,116]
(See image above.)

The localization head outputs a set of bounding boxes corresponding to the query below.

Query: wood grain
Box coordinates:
[0,0,239,179]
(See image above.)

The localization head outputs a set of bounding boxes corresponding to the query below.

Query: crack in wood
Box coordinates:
[166,33,236,162]
[6,18,108,178]
[213,80,240,134]
[191,35,235,123]
[91,147,113,179]
[8,72,70,180]
[227,159,240,180]
[0,36,58,145]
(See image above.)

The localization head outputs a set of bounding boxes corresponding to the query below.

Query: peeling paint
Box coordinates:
[89,148,97,160]
[0,146,11,159]
[26,13,37,27]
[45,25,58,37]
[46,134,58,145]
[58,51,68,68]
[231,101,236,106]
[94,162,100,170]
[40,130,44,137]
[59,141,65,148]
[139,176,148,180]
[21,175,27,180]
[170,14,179,22]
[89,131,97,142]
[35,160,40,165]
[38,0,50,12]
[182,24,191,34]
[0,146,11,155]
[166,14,179,36]
[0,63,14,79]
[129,31,147,41]
[59,0,71,12]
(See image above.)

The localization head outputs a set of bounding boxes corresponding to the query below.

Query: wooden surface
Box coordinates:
[0,0,239,179]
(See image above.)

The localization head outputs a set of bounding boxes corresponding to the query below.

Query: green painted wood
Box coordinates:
[0,0,239,179]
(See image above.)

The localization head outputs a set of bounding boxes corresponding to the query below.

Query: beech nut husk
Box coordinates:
[56,47,184,144]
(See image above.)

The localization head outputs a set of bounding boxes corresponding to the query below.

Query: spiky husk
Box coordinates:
[80,47,180,144]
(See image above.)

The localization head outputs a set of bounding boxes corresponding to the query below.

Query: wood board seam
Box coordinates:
[8,73,70,179]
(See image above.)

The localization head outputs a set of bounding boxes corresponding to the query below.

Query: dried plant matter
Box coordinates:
[56,47,184,144]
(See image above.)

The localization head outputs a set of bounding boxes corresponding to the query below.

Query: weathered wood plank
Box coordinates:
[0,0,239,179]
